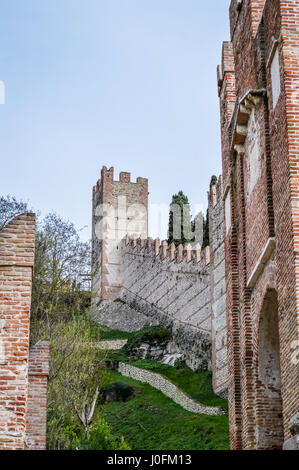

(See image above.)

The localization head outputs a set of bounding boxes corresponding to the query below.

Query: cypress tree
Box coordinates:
[202,209,210,249]
[168,191,193,247]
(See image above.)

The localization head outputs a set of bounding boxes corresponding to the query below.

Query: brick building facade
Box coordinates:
[0,214,50,450]
[218,0,299,450]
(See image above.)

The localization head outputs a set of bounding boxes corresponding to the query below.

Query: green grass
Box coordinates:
[87,322,229,449]
[103,329,228,409]
[124,325,171,351]
[84,319,135,341]
[88,322,171,343]
[129,359,228,409]
[100,370,229,450]
[105,349,129,362]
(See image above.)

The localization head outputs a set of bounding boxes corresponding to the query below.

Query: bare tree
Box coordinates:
[0,195,29,230]
[32,212,91,319]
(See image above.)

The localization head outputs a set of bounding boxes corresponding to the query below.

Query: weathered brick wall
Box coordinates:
[219,0,299,450]
[0,214,36,450]
[218,34,241,449]
[25,340,50,450]
[0,214,50,451]
[268,0,299,447]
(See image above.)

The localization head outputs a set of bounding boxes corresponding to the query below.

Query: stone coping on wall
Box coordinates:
[123,236,211,266]
[118,362,226,416]
[94,339,128,350]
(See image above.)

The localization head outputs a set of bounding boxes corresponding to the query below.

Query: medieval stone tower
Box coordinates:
[91,166,148,307]
[219,0,299,451]
[91,167,229,398]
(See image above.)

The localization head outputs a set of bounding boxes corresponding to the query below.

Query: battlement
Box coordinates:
[217,42,235,97]
[0,212,36,268]
[208,176,223,208]
[93,166,149,192]
[91,169,227,394]
[124,236,211,266]
[92,166,149,303]
[229,0,265,39]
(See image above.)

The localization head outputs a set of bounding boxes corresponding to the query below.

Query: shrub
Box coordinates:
[69,418,130,450]
[124,326,171,354]
[102,382,135,403]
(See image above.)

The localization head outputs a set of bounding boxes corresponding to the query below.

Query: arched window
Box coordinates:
[255,289,284,449]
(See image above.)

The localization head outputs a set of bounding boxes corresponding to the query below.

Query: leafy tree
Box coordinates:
[51,319,103,431]
[168,191,194,246]
[168,192,206,247]
[201,175,217,249]
[210,175,217,187]
[32,213,91,319]
[47,318,104,431]
[0,195,125,450]
[192,212,204,246]
[32,314,129,450]
[28,212,107,449]
[69,418,130,450]
[202,209,210,249]
[0,195,29,230]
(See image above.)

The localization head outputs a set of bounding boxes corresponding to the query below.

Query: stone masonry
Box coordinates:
[118,235,213,373]
[209,177,228,398]
[91,167,228,396]
[0,214,50,450]
[218,0,299,450]
[91,166,148,305]
[118,362,225,416]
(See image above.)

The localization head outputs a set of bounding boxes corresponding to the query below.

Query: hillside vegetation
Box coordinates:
[102,370,229,450]
[2,193,229,450]
[99,324,229,450]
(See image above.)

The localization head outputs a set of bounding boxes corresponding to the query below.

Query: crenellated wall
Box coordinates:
[92,170,228,391]
[96,236,213,372]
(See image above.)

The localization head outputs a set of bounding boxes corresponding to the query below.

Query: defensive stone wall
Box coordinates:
[208,177,228,398]
[94,237,213,372]
[91,167,228,395]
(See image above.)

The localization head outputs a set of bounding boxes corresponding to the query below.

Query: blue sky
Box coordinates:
[0,0,231,240]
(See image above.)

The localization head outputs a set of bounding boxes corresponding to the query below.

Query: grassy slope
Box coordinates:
[101,370,229,451]
[91,323,229,449]
[98,323,228,408]
[129,359,228,409]
[88,321,134,340]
